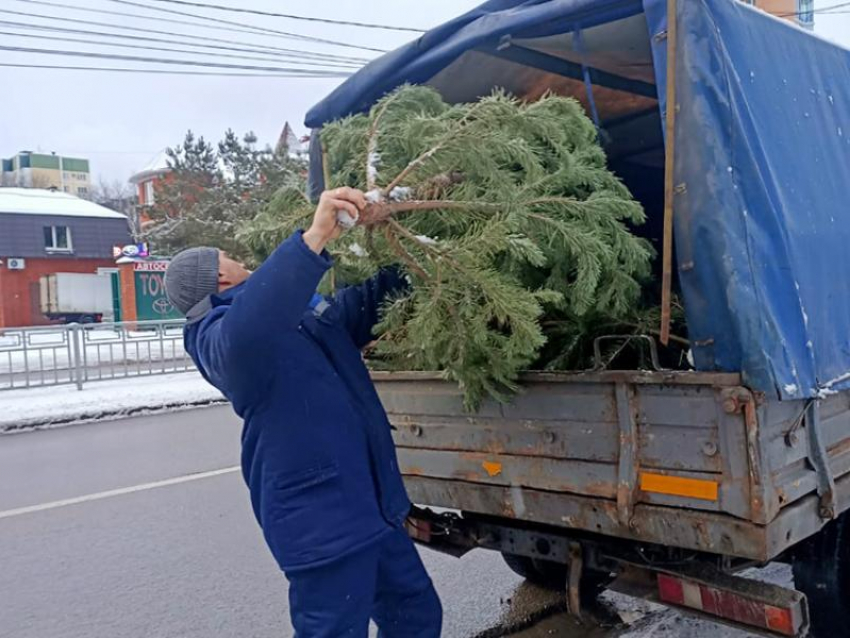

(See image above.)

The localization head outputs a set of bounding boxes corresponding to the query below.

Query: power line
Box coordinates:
[0,29,361,68]
[138,0,424,33]
[1,6,386,54]
[9,0,375,59]
[0,11,373,63]
[102,0,389,53]
[0,19,370,64]
[0,44,353,75]
[812,0,850,10]
[777,0,850,17]
[0,62,344,78]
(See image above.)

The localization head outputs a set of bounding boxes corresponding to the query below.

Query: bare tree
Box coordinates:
[90,178,141,237]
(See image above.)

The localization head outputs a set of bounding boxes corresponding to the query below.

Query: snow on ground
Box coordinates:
[0,372,225,433]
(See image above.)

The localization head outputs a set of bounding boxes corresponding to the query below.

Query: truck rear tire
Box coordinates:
[792,515,850,637]
[501,552,612,601]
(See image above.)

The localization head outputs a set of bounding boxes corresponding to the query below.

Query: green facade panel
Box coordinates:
[29,154,60,169]
[62,157,90,172]
[22,154,89,172]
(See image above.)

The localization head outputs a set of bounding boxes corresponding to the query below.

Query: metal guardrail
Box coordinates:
[0,319,195,391]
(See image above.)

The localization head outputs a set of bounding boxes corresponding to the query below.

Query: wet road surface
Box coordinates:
[0,405,775,637]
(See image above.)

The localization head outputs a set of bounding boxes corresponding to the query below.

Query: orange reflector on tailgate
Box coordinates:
[640,472,719,501]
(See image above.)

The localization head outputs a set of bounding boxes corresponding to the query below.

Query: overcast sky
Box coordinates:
[1,0,848,186]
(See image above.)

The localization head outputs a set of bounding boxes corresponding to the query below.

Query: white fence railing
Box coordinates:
[0,320,195,391]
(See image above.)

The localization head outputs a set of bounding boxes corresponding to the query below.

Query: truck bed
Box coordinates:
[374,371,850,562]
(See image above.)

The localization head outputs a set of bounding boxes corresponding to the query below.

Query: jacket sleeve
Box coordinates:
[186,310,232,396]
[225,228,331,337]
[189,231,331,399]
[334,267,410,350]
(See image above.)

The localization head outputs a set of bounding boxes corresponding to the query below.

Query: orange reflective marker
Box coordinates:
[640,472,719,501]
[482,461,502,477]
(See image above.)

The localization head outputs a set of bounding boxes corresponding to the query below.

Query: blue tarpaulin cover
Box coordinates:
[306,0,850,400]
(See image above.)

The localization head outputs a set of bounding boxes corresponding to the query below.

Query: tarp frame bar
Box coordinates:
[476,38,658,100]
[572,26,602,131]
[659,0,678,345]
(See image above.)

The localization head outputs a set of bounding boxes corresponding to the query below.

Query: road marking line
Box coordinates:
[0,466,240,520]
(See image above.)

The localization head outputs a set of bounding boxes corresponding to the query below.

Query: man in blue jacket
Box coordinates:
[164,187,441,638]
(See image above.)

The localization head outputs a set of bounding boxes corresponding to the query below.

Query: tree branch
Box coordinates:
[363,199,502,223]
[382,224,429,280]
[384,218,466,273]
[365,94,399,192]
[361,195,607,225]
[382,102,486,195]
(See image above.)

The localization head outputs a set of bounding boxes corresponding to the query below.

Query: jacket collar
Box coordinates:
[185,281,246,325]
[185,283,326,326]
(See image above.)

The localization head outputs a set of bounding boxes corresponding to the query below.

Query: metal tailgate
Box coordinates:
[377,370,756,538]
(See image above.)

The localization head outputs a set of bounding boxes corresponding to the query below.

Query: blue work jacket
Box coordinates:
[184,230,411,572]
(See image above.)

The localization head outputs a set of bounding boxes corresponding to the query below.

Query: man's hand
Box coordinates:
[303,187,367,254]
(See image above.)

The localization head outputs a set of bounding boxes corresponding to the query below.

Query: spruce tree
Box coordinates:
[242,86,655,408]
[145,130,304,261]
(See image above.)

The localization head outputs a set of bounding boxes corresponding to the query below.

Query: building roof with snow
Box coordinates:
[128,148,238,185]
[0,188,127,219]
[129,150,171,185]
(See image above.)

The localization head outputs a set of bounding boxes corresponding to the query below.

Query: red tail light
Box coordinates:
[657,573,802,636]
[405,517,432,543]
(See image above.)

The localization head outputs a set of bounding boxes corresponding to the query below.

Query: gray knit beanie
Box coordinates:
[165,247,220,316]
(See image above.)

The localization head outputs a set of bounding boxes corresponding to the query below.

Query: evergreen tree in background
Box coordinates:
[144,129,304,261]
[242,86,659,408]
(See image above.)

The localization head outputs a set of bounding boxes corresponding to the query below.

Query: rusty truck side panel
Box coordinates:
[375,371,850,562]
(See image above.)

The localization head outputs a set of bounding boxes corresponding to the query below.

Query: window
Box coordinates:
[77,186,88,195]
[44,225,72,252]
[144,180,155,205]
[798,0,814,24]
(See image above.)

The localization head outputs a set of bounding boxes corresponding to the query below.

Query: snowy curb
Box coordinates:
[0,398,228,435]
[0,372,226,435]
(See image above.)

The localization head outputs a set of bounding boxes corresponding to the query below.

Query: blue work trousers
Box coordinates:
[286,528,442,638]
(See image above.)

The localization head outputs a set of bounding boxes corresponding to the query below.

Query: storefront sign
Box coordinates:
[133,261,169,272]
[114,242,150,259]
[133,262,181,320]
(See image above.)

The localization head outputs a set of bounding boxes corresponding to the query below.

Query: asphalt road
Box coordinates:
[0,405,774,638]
[0,405,575,638]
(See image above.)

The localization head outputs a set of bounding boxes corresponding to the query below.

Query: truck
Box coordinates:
[39,273,113,324]
[305,1,850,636]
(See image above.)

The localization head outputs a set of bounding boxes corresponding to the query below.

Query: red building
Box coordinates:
[0,188,132,327]
[129,150,171,209]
